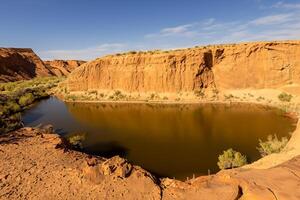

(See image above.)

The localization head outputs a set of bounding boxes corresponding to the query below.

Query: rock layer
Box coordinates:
[44,60,86,76]
[66,41,300,93]
[0,48,53,82]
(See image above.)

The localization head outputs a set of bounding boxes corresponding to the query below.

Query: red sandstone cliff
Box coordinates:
[0,48,53,82]
[0,48,86,82]
[44,60,86,76]
[66,41,300,93]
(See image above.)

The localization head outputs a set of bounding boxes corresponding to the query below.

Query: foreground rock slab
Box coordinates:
[0,128,300,200]
[0,128,161,200]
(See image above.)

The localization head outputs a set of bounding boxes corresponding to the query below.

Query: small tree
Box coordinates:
[217,148,247,170]
[257,134,288,157]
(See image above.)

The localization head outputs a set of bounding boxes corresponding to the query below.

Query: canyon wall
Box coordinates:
[66,41,300,93]
[44,60,86,76]
[0,48,86,82]
[211,41,300,89]
[0,48,53,82]
[67,50,215,92]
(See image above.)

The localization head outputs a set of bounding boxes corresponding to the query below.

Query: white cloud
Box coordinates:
[161,24,193,35]
[39,6,300,60]
[272,1,300,9]
[144,9,300,45]
[202,18,215,26]
[145,23,197,38]
[250,13,293,25]
[39,43,126,60]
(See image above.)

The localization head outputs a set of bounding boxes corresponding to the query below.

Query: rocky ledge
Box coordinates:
[1,127,299,200]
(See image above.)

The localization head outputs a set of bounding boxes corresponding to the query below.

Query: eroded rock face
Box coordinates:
[66,41,300,93]
[211,41,300,89]
[67,49,215,92]
[44,60,86,76]
[0,48,53,82]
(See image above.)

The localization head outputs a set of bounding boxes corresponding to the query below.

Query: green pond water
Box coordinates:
[22,97,296,180]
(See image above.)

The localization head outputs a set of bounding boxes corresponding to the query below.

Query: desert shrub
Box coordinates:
[257,134,288,157]
[256,96,265,101]
[0,77,64,134]
[150,93,155,100]
[163,96,168,100]
[65,95,77,101]
[213,89,219,95]
[278,92,292,102]
[149,93,159,100]
[110,90,126,100]
[89,90,98,95]
[6,101,21,113]
[224,94,234,100]
[114,90,122,96]
[248,93,254,97]
[66,133,86,149]
[0,113,22,133]
[128,51,137,54]
[217,148,247,170]
[18,93,35,107]
[33,89,48,99]
[194,90,205,98]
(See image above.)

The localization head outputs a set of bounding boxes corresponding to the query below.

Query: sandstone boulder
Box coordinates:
[100,156,132,177]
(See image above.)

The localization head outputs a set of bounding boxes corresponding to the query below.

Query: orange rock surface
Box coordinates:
[44,60,86,76]
[0,48,53,82]
[0,48,86,82]
[1,128,299,200]
[66,41,300,93]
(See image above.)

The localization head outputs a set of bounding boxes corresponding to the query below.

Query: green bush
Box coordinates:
[217,148,247,170]
[18,93,35,106]
[257,134,288,157]
[6,101,21,113]
[66,95,77,101]
[224,94,234,100]
[0,77,64,134]
[66,133,86,149]
[194,90,205,98]
[278,92,292,102]
[109,90,126,100]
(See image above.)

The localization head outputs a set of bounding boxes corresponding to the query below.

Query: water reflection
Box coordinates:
[22,98,296,179]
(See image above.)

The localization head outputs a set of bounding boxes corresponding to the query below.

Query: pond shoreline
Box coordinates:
[1,126,300,199]
[55,89,300,171]
[2,87,300,199]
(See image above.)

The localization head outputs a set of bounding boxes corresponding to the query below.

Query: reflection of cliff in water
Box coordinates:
[23,98,296,179]
[65,102,293,141]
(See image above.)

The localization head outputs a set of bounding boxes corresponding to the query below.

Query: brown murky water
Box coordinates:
[22,97,296,180]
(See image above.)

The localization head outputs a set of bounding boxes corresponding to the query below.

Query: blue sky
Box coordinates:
[1,0,300,60]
